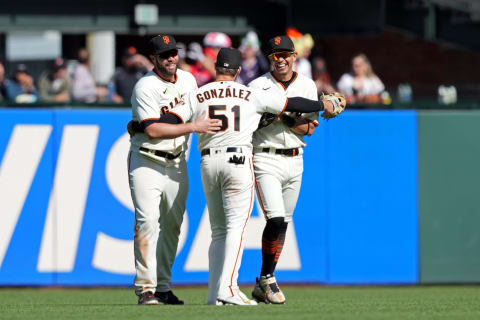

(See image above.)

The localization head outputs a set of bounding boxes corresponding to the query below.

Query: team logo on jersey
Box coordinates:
[274,37,281,45]
[163,36,170,44]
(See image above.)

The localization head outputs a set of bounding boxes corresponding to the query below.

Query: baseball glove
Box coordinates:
[257,112,278,130]
[320,92,346,119]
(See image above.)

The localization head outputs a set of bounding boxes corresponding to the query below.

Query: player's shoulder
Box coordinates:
[135,71,158,86]
[293,72,315,86]
[177,69,198,89]
[248,72,273,88]
[177,68,194,81]
[133,71,162,94]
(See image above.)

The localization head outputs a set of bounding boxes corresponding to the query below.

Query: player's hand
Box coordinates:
[127,120,135,137]
[320,93,347,120]
[321,100,335,119]
[192,112,222,134]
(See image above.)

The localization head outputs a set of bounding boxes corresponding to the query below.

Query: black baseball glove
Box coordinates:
[257,112,278,130]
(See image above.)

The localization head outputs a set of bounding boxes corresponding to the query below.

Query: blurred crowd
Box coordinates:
[0,28,390,106]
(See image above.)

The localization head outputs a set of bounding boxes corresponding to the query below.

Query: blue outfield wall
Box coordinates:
[0,109,418,286]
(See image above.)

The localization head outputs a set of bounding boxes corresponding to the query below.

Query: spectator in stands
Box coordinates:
[185,42,212,86]
[0,61,7,102]
[5,64,39,103]
[176,42,191,72]
[312,57,335,95]
[110,46,151,103]
[201,32,232,82]
[337,53,385,104]
[238,31,269,85]
[72,48,102,103]
[38,58,71,103]
[288,27,314,79]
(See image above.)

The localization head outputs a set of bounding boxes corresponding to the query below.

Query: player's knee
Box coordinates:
[267,217,286,230]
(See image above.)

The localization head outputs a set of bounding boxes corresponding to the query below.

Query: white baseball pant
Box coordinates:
[200,147,255,305]
[128,150,188,296]
[253,151,304,222]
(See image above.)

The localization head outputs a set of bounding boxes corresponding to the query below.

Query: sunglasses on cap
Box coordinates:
[268,51,295,61]
[158,49,178,59]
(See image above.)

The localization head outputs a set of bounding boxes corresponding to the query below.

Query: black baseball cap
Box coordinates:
[215,48,242,69]
[122,46,137,59]
[267,36,295,54]
[149,35,178,55]
[15,63,28,74]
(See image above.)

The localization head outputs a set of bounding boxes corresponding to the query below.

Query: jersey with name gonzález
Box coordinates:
[170,80,287,152]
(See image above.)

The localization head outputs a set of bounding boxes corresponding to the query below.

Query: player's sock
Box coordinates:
[260,217,287,277]
[272,221,288,272]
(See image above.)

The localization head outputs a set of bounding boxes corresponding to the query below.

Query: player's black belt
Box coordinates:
[261,147,300,156]
[139,147,182,160]
[201,147,242,156]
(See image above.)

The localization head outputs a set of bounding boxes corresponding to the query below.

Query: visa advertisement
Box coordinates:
[0,109,418,286]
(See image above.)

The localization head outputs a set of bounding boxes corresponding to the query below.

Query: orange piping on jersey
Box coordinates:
[279,97,289,116]
[228,158,254,297]
[140,118,161,123]
[291,72,298,85]
[270,72,286,90]
[270,72,298,91]
[167,111,185,123]
[154,69,178,83]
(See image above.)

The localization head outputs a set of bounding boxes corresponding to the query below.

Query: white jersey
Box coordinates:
[130,68,198,153]
[170,80,287,151]
[249,72,319,149]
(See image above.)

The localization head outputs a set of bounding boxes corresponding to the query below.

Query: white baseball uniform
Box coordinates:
[170,80,287,304]
[128,68,197,296]
[249,72,318,223]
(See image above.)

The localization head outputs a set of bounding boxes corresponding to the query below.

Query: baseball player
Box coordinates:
[250,36,321,304]
[129,34,220,305]
[130,48,342,305]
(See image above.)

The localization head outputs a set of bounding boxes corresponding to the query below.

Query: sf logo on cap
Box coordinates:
[274,37,281,45]
[163,36,170,44]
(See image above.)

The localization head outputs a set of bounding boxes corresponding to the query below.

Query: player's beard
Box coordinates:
[157,62,177,78]
[155,56,178,78]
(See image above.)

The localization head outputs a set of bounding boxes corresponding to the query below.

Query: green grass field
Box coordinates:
[0,286,479,320]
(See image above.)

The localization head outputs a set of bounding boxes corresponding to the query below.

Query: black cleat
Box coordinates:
[154,290,184,305]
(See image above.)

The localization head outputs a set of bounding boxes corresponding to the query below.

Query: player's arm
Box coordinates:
[142,112,221,139]
[284,97,335,114]
[282,114,317,136]
[285,81,319,136]
[255,89,338,119]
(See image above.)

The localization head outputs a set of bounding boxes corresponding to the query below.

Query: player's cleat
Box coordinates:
[252,277,268,303]
[217,290,258,306]
[252,275,285,304]
[138,291,159,305]
[154,290,184,305]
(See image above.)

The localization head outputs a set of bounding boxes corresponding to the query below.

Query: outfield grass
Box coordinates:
[0,286,479,320]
